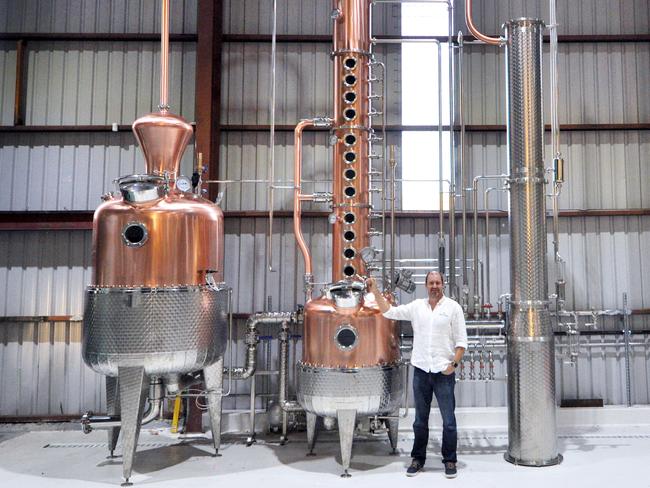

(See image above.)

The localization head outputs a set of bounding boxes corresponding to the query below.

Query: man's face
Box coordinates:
[426,272,444,300]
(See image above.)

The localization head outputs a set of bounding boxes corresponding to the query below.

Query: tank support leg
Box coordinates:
[306,412,318,456]
[118,366,148,486]
[337,409,356,478]
[203,358,224,456]
[387,409,400,455]
[106,375,121,458]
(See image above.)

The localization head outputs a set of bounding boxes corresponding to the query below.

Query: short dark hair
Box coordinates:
[425,270,445,284]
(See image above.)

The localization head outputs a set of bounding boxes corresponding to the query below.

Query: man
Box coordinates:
[367,271,467,478]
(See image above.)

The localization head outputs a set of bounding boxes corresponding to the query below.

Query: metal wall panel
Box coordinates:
[462,42,650,125]
[0,321,105,416]
[453,0,650,36]
[223,0,401,36]
[0,0,197,34]
[221,42,401,126]
[0,42,16,125]
[464,130,650,211]
[0,132,195,211]
[24,41,195,125]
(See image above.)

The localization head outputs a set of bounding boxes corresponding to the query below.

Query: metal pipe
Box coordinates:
[267,0,278,272]
[140,379,164,424]
[457,32,468,292]
[279,318,303,413]
[471,175,506,315]
[623,293,632,407]
[436,40,444,274]
[464,0,503,46]
[81,379,163,433]
[222,313,269,380]
[390,146,397,285]
[159,0,170,110]
[483,186,505,314]
[447,0,456,296]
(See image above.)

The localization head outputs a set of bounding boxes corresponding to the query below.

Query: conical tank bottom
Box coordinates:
[132,110,193,176]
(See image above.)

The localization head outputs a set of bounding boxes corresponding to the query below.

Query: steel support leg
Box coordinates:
[117,366,147,486]
[386,410,399,455]
[337,409,356,478]
[306,412,318,456]
[203,358,224,455]
[106,375,121,458]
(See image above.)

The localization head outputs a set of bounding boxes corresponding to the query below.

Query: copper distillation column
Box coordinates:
[292,0,404,477]
[81,1,228,485]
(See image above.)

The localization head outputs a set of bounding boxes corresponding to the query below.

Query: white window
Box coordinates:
[401,2,451,211]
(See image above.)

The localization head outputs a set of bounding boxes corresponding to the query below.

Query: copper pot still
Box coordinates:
[82,8,226,377]
[295,1,404,446]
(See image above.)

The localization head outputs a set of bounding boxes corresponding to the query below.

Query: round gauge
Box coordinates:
[175,175,192,193]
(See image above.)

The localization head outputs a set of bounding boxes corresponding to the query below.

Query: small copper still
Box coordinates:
[292,0,404,476]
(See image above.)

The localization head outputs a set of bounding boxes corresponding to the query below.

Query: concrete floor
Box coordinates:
[1,407,649,487]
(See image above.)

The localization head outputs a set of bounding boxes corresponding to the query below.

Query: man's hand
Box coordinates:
[441,363,456,375]
[366,277,379,293]
[367,277,391,313]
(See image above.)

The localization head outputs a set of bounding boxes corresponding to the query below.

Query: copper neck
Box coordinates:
[160,0,170,110]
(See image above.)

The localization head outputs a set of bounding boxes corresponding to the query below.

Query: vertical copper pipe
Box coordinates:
[160,0,170,110]
[465,0,503,46]
[293,119,316,277]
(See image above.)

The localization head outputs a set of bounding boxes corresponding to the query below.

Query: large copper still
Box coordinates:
[81,1,228,484]
[292,0,404,477]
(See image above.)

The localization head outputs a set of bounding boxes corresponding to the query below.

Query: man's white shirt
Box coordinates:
[382,296,467,373]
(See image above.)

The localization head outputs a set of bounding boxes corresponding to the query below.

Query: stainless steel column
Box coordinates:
[504,19,561,466]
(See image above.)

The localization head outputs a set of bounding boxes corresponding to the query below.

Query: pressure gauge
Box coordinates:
[175,175,192,193]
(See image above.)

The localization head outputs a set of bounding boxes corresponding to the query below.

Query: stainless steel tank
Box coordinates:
[504,18,561,466]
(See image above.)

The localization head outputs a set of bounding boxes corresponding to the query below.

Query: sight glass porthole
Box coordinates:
[344,230,356,242]
[343,212,356,224]
[342,265,356,278]
[344,168,356,181]
[343,247,356,260]
[122,222,148,248]
[335,324,358,350]
[344,57,357,70]
[344,134,357,146]
[344,74,357,87]
[344,108,357,121]
[343,91,357,104]
[344,186,356,198]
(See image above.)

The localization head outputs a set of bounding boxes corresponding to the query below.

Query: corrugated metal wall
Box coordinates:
[0,0,648,416]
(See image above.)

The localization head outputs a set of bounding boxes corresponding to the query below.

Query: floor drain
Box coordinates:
[44,442,182,449]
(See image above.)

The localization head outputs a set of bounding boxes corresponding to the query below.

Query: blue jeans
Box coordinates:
[411,366,457,465]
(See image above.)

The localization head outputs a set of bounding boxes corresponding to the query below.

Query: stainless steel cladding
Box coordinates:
[297,364,403,417]
[504,18,560,467]
[83,286,228,376]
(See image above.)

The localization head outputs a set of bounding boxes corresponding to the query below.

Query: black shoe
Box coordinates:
[406,459,424,477]
[444,461,457,478]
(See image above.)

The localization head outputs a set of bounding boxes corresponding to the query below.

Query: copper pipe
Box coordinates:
[465,0,503,46]
[293,119,316,279]
[160,0,170,110]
